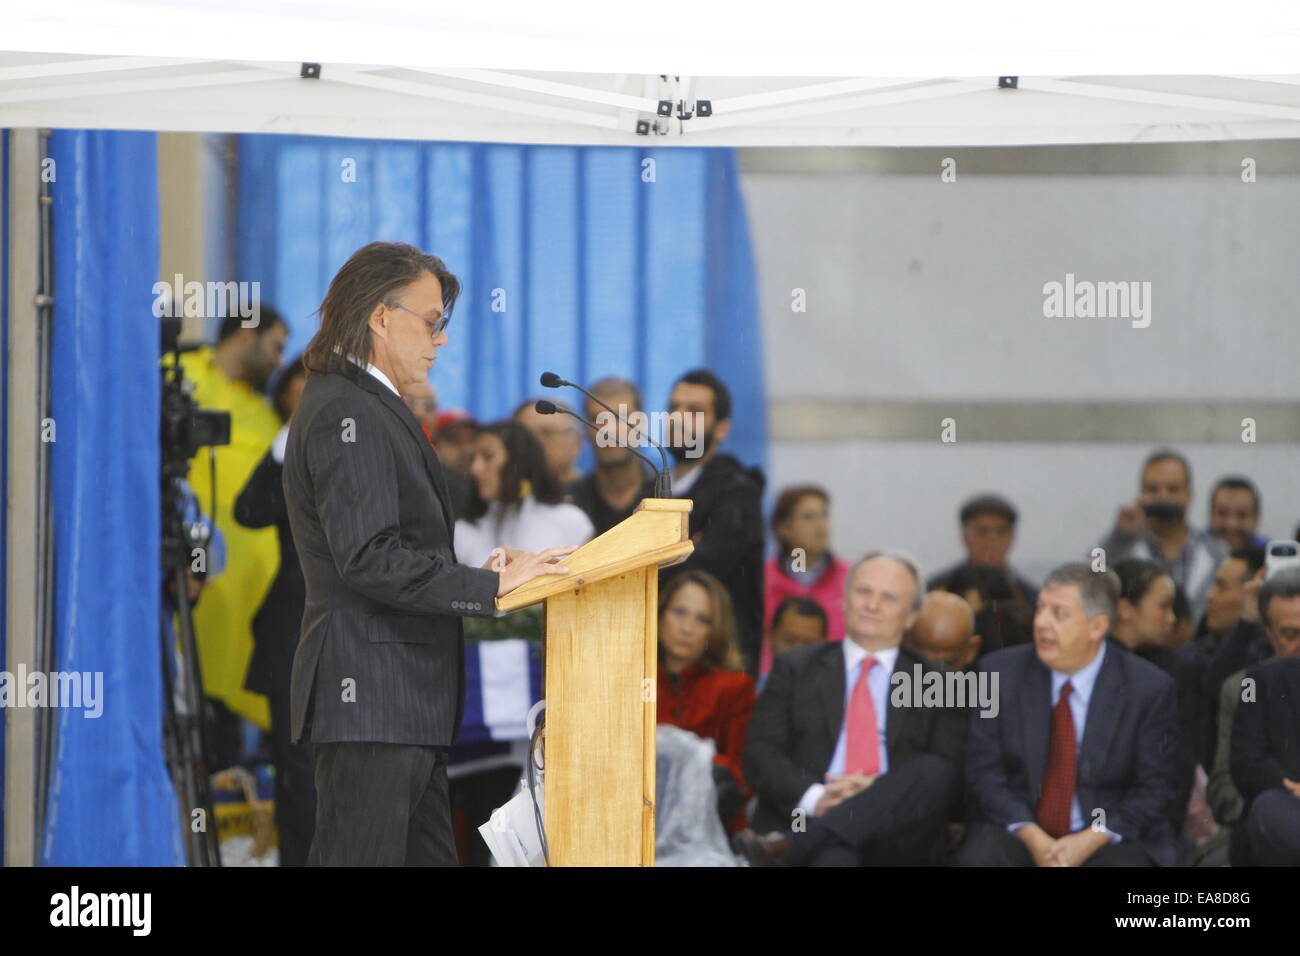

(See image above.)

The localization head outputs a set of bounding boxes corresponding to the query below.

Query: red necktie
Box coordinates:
[845,657,881,776]
[1037,680,1076,838]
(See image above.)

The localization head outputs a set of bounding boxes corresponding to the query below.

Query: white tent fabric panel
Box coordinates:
[4,2,1300,146]
[7,1,1300,76]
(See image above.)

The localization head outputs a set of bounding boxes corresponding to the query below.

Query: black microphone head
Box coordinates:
[539,372,564,388]
[534,399,558,415]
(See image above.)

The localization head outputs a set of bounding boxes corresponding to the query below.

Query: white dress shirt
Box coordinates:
[797,640,899,818]
[346,353,400,398]
[366,363,400,397]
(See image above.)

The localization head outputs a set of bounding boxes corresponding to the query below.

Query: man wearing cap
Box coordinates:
[927,493,1038,608]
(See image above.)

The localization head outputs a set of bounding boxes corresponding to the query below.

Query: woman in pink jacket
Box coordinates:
[760,485,849,677]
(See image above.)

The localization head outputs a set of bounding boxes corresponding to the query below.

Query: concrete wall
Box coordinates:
[739,141,1300,583]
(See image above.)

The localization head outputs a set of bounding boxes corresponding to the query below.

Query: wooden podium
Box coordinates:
[495,497,693,866]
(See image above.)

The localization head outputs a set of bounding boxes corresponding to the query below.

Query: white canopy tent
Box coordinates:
[4,2,1300,146]
[6,0,1300,868]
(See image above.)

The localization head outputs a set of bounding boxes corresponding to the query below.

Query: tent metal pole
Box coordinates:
[1019,77,1300,123]
[4,127,42,867]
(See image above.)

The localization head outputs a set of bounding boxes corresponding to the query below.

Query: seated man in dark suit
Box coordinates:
[1230,569,1300,866]
[735,550,966,866]
[956,562,1182,867]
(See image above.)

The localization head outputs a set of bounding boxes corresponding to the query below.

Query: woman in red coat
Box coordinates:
[657,569,756,832]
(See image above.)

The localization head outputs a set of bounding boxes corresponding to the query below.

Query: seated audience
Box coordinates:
[402,380,470,516]
[1182,547,1266,767]
[1228,570,1300,866]
[973,604,1034,658]
[1110,559,1198,834]
[1098,448,1225,623]
[1202,547,1267,644]
[761,485,850,675]
[942,562,1015,614]
[1171,583,1194,650]
[402,379,439,432]
[433,407,477,474]
[759,597,829,692]
[736,551,965,866]
[656,569,757,833]
[514,396,583,485]
[906,591,980,671]
[660,369,765,674]
[1199,560,1272,769]
[454,420,593,568]
[1207,475,1268,552]
[566,377,656,535]
[1111,559,1177,657]
[928,494,1038,607]
[1208,568,1300,845]
[943,563,1033,657]
[956,562,1181,867]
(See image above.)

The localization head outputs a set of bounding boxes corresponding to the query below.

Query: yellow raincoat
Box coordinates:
[177,348,281,729]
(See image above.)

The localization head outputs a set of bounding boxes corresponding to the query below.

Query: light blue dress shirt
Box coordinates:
[1010,641,1119,841]
[1049,640,1108,834]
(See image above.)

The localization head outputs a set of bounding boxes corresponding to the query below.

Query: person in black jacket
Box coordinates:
[234,353,313,865]
[1230,569,1300,866]
[956,563,1182,867]
[282,242,574,866]
[737,552,966,866]
[660,369,765,673]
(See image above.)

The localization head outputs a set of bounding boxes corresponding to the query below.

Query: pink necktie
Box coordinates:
[845,657,881,775]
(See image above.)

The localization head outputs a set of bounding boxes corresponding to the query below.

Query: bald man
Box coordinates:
[907,592,982,671]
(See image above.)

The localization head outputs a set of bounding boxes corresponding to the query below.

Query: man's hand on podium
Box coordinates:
[486,545,579,596]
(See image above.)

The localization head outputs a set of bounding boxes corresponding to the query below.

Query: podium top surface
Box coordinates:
[494,497,693,612]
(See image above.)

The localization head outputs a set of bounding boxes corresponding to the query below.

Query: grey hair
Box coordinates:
[1042,561,1119,623]
[1259,567,1300,630]
[852,549,925,612]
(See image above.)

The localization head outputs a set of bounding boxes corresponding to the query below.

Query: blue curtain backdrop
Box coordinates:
[1,130,10,859]
[236,137,767,475]
[41,129,184,866]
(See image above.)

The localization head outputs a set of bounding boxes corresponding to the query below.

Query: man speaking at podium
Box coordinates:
[284,242,573,866]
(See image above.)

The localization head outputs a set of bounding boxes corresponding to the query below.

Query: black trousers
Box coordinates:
[953,822,1155,866]
[307,741,457,866]
[787,753,957,866]
[268,687,317,867]
[1240,789,1300,866]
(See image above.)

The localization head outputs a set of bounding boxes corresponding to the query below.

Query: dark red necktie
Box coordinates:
[1036,681,1076,838]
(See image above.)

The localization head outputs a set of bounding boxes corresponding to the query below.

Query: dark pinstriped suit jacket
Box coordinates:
[282,359,500,747]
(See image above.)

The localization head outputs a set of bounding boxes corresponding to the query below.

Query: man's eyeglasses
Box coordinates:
[386,299,451,337]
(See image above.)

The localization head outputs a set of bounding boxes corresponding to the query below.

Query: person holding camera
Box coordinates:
[1097,449,1225,624]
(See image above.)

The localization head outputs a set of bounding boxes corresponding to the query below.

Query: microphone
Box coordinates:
[540,372,672,497]
[534,400,663,491]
